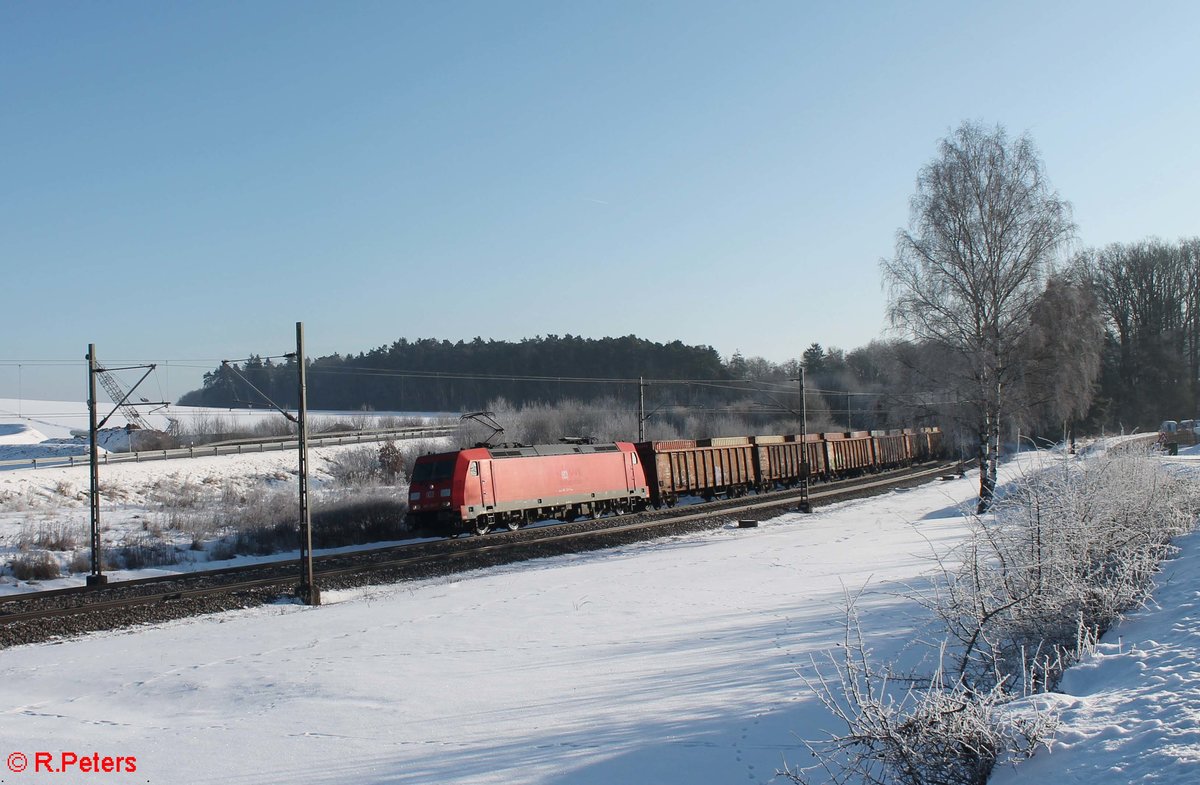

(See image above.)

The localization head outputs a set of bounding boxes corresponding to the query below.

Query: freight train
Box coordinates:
[407,428,942,536]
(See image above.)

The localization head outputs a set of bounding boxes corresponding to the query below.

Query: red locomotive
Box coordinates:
[407,442,650,536]
[408,427,942,536]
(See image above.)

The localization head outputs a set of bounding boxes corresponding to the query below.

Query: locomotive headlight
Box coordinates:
[440,489,451,498]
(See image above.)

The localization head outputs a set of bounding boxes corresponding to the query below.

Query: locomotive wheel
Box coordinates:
[505,516,520,532]
[473,519,490,536]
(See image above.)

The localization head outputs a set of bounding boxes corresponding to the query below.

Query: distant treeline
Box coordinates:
[181,236,1199,445]
[179,335,740,413]
[177,333,922,440]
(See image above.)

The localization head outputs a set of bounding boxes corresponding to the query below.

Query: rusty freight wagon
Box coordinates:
[923,427,943,457]
[752,433,828,488]
[824,431,876,476]
[635,438,757,507]
[905,427,943,461]
[871,430,910,469]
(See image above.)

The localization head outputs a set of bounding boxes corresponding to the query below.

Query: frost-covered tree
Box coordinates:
[882,121,1074,511]
[1013,271,1104,439]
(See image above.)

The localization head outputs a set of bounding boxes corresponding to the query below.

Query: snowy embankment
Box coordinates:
[0,439,1196,783]
[992,532,1200,783]
[990,449,1200,785]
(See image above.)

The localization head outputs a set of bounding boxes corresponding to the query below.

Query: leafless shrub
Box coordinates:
[311,492,409,547]
[146,477,207,513]
[231,521,297,556]
[156,508,220,545]
[310,412,377,433]
[8,550,62,581]
[783,597,1057,785]
[0,487,40,512]
[162,486,299,557]
[209,537,238,561]
[114,537,181,569]
[220,479,248,507]
[327,446,383,487]
[161,480,408,558]
[67,551,91,574]
[925,451,1199,694]
[53,479,78,498]
[207,487,300,556]
[378,440,406,484]
[787,450,1195,784]
[234,487,298,526]
[17,522,79,551]
[176,413,238,445]
[376,414,426,429]
[247,418,295,439]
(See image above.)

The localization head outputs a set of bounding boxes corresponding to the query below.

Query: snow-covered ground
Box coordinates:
[0,400,452,592]
[0,403,1196,784]
[0,397,448,463]
[0,422,105,462]
[0,444,419,594]
[1,463,985,785]
[992,526,1200,784]
[0,397,279,444]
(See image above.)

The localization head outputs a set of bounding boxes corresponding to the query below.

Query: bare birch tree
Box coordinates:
[882,121,1073,511]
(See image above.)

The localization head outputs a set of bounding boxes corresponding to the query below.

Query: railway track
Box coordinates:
[0,460,964,648]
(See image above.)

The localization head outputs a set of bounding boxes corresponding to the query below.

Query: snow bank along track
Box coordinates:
[0,460,962,648]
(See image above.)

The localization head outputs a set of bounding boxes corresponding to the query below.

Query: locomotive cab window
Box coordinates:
[412,459,456,483]
[631,454,638,464]
[469,461,479,476]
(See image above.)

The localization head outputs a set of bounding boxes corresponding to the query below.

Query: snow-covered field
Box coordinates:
[1,464,983,785]
[0,397,286,444]
[0,400,450,592]
[0,402,1196,784]
[0,440,415,591]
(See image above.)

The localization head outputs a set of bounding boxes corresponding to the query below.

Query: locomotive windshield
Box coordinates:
[412,458,456,483]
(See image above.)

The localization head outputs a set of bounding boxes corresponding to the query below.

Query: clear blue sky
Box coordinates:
[3,1,1197,402]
